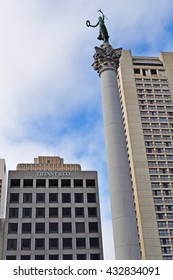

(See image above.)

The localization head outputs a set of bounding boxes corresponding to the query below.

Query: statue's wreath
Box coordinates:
[86,20,91,27]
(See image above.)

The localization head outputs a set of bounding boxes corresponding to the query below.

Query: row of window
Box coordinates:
[9,192,97,204]
[10,179,95,188]
[6,237,100,251]
[156,213,173,219]
[8,222,98,234]
[134,68,165,77]
[6,253,100,260]
[9,207,97,218]
[154,198,173,204]
[151,183,173,188]
[155,205,173,211]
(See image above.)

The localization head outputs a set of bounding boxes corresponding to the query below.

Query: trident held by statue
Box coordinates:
[86,10,109,43]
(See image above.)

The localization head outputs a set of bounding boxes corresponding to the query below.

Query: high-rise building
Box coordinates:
[2,156,103,260]
[0,159,7,259]
[117,51,173,260]
[93,44,173,260]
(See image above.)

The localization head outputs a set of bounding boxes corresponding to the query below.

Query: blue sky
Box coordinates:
[1,0,173,259]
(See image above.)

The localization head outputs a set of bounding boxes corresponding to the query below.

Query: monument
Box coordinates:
[87,11,140,259]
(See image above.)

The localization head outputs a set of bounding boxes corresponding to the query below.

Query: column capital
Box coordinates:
[92,44,122,76]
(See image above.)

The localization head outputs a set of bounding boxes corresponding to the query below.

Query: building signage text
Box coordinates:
[36,171,71,177]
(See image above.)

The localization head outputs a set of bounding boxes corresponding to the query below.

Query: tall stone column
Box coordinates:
[93,43,140,259]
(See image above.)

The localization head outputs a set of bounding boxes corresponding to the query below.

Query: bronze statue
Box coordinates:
[86,10,109,43]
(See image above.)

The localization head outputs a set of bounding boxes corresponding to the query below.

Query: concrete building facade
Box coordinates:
[0,159,7,259]
[117,51,173,259]
[3,156,103,260]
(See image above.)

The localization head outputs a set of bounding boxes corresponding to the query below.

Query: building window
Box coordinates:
[22,208,32,218]
[134,68,140,74]
[62,222,72,233]
[7,239,17,250]
[35,239,45,250]
[21,239,31,250]
[9,208,19,218]
[75,222,85,233]
[61,179,71,188]
[36,179,46,188]
[10,193,19,203]
[76,238,86,249]
[63,254,73,260]
[89,222,98,233]
[77,254,86,260]
[86,179,95,188]
[90,254,100,260]
[10,179,20,188]
[49,238,59,249]
[75,207,84,217]
[20,255,31,260]
[23,193,32,203]
[23,179,33,188]
[74,179,83,188]
[62,193,71,203]
[36,208,45,218]
[6,256,16,260]
[63,238,72,249]
[49,193,58,203]
[62,207,71,217]
[90,238,99,248]
[35,223,45,234]
[49,179,58,188]
[22,223,32,234]
[49,223,58,233]
[36,193,45,203]
[35,255,45,260]
[87,193,96,203]
[49,255,59,260]
[8,223,18,234]
[49,207,58,218]
[75,193,83,203]
[88,207,97,217]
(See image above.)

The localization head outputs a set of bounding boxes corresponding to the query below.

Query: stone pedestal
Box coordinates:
[93,44,140,259]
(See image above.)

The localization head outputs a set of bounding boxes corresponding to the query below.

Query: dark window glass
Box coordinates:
[49,238,59,249]
[49,179,58,188]
[10,179,20,188]
[36,208,45,218]
[22,223,32,234]
[7,239,17,250]
[90,238,99,248]
[9,208,19,218]
[61,179,71,188]
[49,193,58,203]
[49,208,58,218]
[75,222,85,233]
[21,255,31,260]
[88,207,97,217]
[89,222,98,233]
[35,239,45,250]
[21,239,31,250]
[87,193,96,203]
[49,255,59,260]
[35,223,45,233]
[49,223,58,233]
[10,193,19,203]
[77,254,86,260]
[75,207,84,217]
[6,255,16,260]
[35,255,45,260]
[8,223,18,234]
[86,179,95,188]
[36,179,46,188]
[90,254,100,260]
[75,193,83,203]
[63,238,72,249]
[23,179,33,188]
[62,193,71,203]
[62,207,71,217]
[23,193,32,203]
[22,208,32,218]
[62,222,72,233]
[74,179,83,188]
[63,254,73,260]
[36,193,45,203]
[76,238,86,249]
